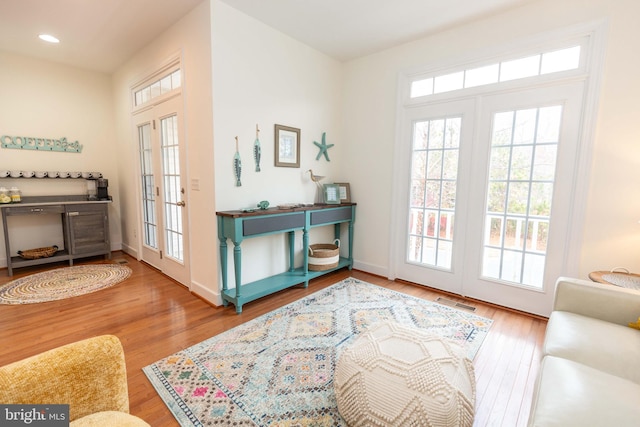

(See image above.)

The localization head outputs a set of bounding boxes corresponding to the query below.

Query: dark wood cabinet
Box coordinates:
[66,203,110,256]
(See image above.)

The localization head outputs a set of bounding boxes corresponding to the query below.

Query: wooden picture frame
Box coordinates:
[334,182,351,203]
[324,184,341,204]
[274,124,300,167]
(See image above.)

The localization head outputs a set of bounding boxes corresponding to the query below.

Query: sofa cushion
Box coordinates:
[543,311,640,383]
[528,356,640,427]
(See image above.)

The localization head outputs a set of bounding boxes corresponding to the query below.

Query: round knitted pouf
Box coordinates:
[334,322,476,427]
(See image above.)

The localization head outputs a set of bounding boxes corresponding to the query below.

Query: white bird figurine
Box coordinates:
[308,169,325,183]
[308,169,326,204]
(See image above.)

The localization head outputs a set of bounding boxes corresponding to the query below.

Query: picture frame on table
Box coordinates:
[274,124,300,168]
[334,182,351,203]
[324,184,341,205]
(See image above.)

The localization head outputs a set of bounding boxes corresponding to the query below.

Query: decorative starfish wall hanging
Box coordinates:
[313,132,334,161]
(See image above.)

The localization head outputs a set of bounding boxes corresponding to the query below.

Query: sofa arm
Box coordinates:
[553,277,640,326]
[0,335,130,422]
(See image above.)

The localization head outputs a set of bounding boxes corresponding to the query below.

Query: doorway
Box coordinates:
[133,95,190,286]
[394,82,585,316]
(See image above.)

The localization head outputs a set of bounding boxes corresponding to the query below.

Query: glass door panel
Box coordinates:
[408,117,461,270]
[481,106,562,288]
[160,114,184,262]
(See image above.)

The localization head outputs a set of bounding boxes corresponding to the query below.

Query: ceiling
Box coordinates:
[0,0,533,73]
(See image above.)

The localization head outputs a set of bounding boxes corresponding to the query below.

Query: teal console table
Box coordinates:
[216,203,356,313]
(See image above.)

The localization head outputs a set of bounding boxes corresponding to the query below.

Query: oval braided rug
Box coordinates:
[0,264,132,304]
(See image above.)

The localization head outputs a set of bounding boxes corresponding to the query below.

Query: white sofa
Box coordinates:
[528,277,640,426]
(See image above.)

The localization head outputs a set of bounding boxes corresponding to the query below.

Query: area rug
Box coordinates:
[143,278,493,426]
[0,264,132,304]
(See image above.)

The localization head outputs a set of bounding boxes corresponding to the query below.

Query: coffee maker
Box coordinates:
[97,178,110,200]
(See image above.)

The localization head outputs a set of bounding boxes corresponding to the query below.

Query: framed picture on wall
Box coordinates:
[334,182,351,203]
[274,124,300,167]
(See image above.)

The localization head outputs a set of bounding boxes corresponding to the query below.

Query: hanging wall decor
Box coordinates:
[254,124,261,172]
[275,124,300,168]
[234,136,242,187]
[313,132,334,161]
[1,135,83,153]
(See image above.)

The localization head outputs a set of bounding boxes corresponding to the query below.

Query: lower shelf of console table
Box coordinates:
[221,257,351,311]
[216,204,355,314]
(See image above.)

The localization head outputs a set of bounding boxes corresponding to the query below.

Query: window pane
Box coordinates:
[160,75,172,94]
[489,147,510,180]
[426,151,442,179]
[492,112,514,146]
[434,71,464,94]
[532,145,557,180]
[487,182,507,213]
[411,151,426,179]
[411,78,433,98]
[413,121,429,149]
[536,106,562,143]
[465,64,499,88]
[510,146,533,180]
[444,118,461,148]
[428,119,445,149]
[171,70,181,88]
[513,109,537,145]
[541,46,581,74]
[500,55,540,82]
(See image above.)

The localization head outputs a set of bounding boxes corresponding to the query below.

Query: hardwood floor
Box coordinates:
[0,252,546,426]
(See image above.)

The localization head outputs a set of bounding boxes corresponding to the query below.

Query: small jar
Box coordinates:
[9,187,21,203]
[0,187,9,204]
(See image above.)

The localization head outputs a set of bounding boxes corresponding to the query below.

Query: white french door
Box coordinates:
[394,81,585,316]
[134,96,190,286]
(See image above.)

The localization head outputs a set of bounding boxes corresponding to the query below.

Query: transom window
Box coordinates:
[410,45,581,98]
[133,68,181,107]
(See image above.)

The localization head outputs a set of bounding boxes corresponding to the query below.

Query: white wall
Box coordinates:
[342,0,640,280]
[0,52,120,263]
[112,0,217,301]
[211,0,344,286]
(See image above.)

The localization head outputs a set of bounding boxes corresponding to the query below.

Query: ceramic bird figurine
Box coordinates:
[308,169,325,204]
[234,136,242,187]
[254,124,261,172]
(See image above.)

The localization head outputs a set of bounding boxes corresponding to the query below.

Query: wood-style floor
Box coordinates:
[0,252,547,426]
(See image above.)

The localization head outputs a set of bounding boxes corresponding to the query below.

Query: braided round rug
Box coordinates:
[0,264,132,304]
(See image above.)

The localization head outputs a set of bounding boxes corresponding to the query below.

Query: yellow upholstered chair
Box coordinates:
[0,335,149,426]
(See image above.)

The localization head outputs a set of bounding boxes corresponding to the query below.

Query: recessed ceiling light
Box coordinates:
[38,34,60,43]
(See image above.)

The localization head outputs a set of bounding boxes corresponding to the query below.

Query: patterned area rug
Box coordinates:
[144,278,492,426]
[0,264,132,304]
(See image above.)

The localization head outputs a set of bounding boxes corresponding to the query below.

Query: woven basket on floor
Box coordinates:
[308,239,340,271]
[17,245,58,260]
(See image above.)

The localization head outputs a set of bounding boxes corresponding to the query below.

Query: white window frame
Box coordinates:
[131,55,183,113]
[389,20,608,282]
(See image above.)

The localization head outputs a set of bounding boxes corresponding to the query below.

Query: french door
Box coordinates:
[134,96,190,286]
[394,82,585,316]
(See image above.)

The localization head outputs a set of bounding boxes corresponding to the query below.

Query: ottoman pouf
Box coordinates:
[334,321,475,427]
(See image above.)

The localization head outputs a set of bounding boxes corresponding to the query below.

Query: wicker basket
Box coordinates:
[18,245,58,260]
[308,239,340,271]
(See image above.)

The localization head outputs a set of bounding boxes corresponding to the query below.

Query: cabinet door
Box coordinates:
[66,204,110,255]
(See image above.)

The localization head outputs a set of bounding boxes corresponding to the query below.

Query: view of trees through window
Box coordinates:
[408,117,461,269]
[482,105,562,286]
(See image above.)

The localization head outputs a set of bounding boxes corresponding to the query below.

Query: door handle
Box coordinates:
[176,201,186,207]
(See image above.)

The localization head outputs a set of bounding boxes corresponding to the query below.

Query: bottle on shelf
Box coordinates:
[9,187,21,203]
